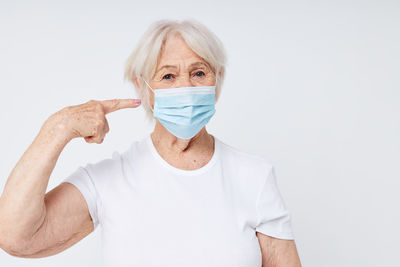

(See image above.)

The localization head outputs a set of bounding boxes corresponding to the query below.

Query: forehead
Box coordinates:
[158,33,204,65]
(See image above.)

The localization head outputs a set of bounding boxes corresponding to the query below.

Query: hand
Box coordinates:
[48,99,141,143]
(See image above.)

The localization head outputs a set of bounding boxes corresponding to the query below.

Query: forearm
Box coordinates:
[257,232,302,267]
[0,114,71,242]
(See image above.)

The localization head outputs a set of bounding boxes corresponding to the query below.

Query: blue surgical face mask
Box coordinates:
[142,77,217,140]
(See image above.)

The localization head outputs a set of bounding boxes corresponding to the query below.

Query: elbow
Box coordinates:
[0,237,30,257]
[0,209,45,258]
[0,228,35,258]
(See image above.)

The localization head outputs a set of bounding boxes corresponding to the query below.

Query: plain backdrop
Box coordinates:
[0,0,399,266]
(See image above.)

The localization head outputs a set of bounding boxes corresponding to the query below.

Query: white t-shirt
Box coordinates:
[62,134,294,267]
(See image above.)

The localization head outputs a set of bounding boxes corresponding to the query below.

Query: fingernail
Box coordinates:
[135,99,141,103]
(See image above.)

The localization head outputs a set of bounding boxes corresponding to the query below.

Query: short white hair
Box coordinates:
[123,18,227,122]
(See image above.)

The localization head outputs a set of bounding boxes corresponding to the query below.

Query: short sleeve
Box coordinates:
[255,165,295,240]
[62,166,100,230]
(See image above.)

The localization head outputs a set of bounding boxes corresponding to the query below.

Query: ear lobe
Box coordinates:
[134,76,140,88]
[218,69,223,79]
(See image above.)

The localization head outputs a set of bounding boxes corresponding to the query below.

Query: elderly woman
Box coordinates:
[0,19,301,266]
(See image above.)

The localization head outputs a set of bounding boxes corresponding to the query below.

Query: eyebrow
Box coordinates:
[155,61,210,74]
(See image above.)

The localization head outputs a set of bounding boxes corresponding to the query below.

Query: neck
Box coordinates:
[150,121,214,154]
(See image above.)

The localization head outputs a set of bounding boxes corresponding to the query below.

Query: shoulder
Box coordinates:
[84,137,142,172]
[216,137,276,195]
[83,135,154,181]
[84,150,122,175]
[81,142,139,188]
[217,138,274,175]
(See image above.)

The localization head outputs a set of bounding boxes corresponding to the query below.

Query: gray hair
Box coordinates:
[123,18,227,122]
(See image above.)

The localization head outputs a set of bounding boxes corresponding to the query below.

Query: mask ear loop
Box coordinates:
[141,76,155,113]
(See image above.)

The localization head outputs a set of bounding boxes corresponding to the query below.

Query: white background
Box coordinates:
[0,0,399,266]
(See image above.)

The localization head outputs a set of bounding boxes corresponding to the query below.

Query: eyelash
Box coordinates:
[162,71,205,80]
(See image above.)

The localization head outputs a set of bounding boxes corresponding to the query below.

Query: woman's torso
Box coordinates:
[90,135,270,267]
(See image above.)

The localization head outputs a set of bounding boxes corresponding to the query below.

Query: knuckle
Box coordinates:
[94,103,105,114]
[111,99,119,107]
[96,101,103,108]
[88,100,101,109]
[85,100,95,108]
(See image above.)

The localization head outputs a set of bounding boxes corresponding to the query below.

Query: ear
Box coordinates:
[218,68,224,80]
[134,76,140,88]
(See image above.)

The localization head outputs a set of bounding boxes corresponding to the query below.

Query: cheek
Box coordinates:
[145,90,155,108]
[150,93,154,106]
[202,75,216,86]
[155,79,176,89]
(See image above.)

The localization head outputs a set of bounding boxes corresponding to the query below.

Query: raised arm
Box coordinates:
[0,99,141,258]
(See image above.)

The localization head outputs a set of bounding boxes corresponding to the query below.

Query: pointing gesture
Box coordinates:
[101,98,142,114]
[50,98,142,144]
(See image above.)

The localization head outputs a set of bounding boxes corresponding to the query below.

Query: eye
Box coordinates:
[195,71,205,77]
[162,74,174,80]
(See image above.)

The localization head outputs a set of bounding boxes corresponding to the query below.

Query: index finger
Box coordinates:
[101,98,141,114]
